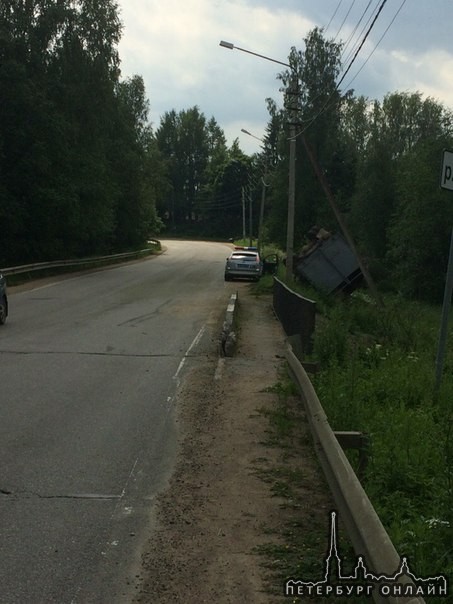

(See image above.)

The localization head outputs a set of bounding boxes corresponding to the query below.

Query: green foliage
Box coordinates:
[259,26,453,303]
[336,92,453,300]
[265,27,345,251]
[312,293,453,587]
[313,307,349,367]
[0,0,163,266]
[155,107,248,238]
[386,141,453,300]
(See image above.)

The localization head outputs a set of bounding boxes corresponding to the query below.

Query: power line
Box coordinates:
[276,1,377,127]
[342,0,408,91]
[196,196,242,209]
[337,0,389,88]
[340,0,375,62]
[333,0,358,42]
[324,0,344,33]
[341,0,381,68]
[195,188,244,209]
[200,202,242,211]
[293,0,406,139]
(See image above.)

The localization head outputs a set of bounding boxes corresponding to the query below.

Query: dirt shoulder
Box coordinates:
[133,288,334,603]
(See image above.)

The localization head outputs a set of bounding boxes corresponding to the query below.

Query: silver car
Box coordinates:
[224,248,263,281]
[0,274,8,325]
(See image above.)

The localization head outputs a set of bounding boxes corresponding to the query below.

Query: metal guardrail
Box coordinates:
[0,244,159,277]
[286,344,425,604]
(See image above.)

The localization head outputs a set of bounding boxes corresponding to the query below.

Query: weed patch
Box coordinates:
[254,372,365,603]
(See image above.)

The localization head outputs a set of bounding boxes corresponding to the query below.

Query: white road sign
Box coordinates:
[441,149,453,190]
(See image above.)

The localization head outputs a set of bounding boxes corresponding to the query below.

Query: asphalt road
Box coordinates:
[0,240,232,604]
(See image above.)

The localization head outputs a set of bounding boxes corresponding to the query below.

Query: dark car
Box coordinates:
[0,274,8,325]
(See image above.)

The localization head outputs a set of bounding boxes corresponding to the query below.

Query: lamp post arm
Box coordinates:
[220,41,291,69]
[233,46,291,68]
[241,128,265,142]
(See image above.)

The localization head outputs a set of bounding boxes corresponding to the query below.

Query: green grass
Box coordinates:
[252,254,453,599]
[254,369,366,604]
[307,289,453,601]
[233,237,258,248]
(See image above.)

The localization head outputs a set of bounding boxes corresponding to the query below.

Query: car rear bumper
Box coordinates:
[225,269,262,279]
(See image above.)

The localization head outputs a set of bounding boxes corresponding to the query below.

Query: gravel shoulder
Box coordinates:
[133,287,333,603]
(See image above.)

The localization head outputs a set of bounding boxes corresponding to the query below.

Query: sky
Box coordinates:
[116,0,453,155]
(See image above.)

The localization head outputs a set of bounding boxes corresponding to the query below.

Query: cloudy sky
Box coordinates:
[116,0,453,154]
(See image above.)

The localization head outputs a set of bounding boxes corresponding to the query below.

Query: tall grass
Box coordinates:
[308,289,453,598]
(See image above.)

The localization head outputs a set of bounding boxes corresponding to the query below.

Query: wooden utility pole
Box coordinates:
[241,187,246,242]
[285,75,299,281]
[249,185,253,247]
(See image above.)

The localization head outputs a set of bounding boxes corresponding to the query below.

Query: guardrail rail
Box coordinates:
[0,242,160,278]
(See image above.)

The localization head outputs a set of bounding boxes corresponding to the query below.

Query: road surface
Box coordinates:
[0,240,232,603]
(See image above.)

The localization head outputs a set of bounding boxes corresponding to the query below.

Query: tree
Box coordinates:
[0,0,163,264]
[156,107,231,234]
[201,142,251,237]
[110,75,164,249]
[156,108,209,225]
[386,139,453,300]
[349,92,453,266]
[264,27,344,250]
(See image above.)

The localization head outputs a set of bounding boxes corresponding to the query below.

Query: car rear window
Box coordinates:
[231,252,258,260]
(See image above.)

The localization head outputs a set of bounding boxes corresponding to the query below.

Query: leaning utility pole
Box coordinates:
[301,135,383,307]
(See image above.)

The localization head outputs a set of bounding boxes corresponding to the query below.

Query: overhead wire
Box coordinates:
[333,0,358,42]
[197,188,242,203]
[196,196,242,210]
[337,0,389,88]
[195,182,267,210]
[276,0,377,127]
[340,0,375,63]
[341,0,381,70]
[201,190,264,211]
[194,166,267,211]
[292,0,407,139]
[324,0,345,33]
[341,0,408,92]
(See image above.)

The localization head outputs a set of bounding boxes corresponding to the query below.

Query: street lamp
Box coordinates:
[220,40,298,280]
[220,41,292,68]
[240,128,263,142]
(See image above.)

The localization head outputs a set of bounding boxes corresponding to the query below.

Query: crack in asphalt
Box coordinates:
[0,350,205,358]
[0,488,122,500]
[116,299,171,326]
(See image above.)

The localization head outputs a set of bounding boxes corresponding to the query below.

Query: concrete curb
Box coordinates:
[220,292,238,357]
